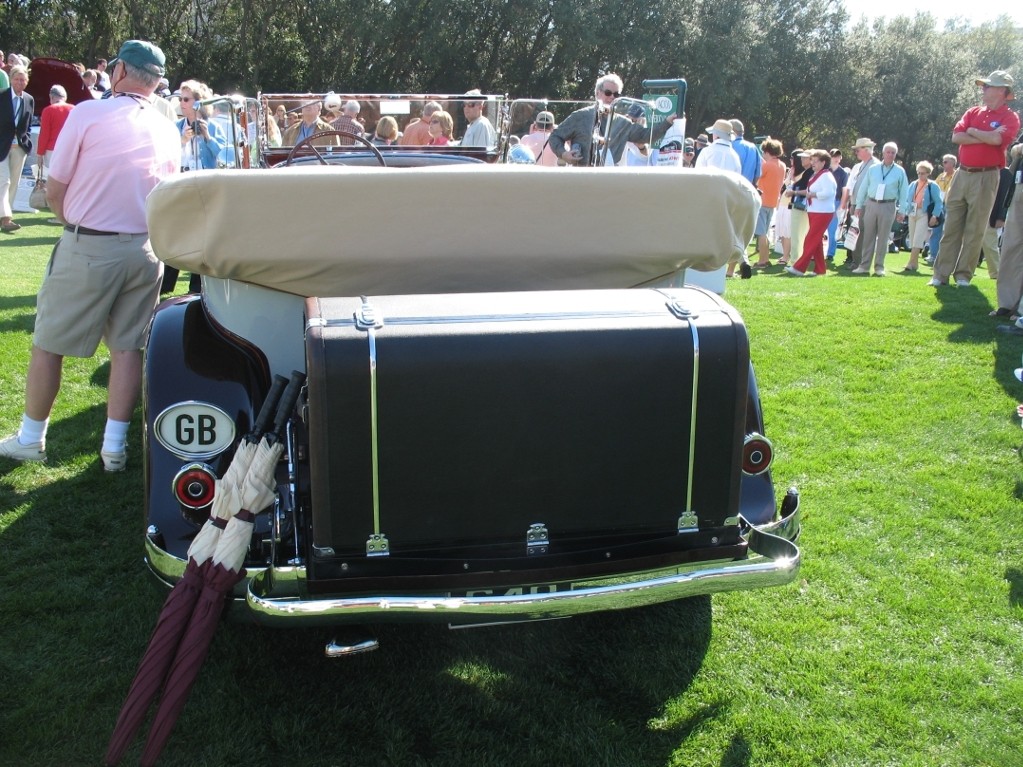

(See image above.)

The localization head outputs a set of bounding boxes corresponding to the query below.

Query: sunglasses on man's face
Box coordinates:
[602,89,620,98]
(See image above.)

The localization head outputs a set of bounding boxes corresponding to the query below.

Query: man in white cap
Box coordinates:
[697,119,746,277]
[0,40,180,470]
[695,119,741,174]
[931,70,1020,288]
[461,89,497,148]
[841,137,879,269]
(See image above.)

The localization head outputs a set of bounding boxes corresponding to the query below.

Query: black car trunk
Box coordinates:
[302,288,749,582]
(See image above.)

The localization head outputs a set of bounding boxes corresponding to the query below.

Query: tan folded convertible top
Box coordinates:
[147,164,759,297]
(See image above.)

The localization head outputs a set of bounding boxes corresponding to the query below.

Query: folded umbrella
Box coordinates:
[139,372,305,767]
[104,374,289,766]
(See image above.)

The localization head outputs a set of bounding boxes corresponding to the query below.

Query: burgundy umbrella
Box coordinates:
[139,372,304,767]
[104,375,289,766]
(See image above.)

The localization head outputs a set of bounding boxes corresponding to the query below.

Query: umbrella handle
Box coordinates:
[270,371,306,443]
[250,374,289,441]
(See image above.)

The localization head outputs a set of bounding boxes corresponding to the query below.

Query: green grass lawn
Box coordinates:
[1,210,1022,766]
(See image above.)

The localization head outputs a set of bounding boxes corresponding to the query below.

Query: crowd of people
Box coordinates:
[0,45,1021,468]
[689,70,1021,299]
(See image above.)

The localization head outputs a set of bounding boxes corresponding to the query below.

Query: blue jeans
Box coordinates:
[827,211,840,257]
[928,221,944,259]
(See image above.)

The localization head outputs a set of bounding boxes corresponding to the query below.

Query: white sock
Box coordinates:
[102,419,131,453]
[19,414,48,446]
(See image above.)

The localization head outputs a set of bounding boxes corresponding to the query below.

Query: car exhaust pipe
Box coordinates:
[324,633,380,658]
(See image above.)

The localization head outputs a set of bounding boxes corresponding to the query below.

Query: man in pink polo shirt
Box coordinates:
[931,70,1020,287]
[0,40,180,472]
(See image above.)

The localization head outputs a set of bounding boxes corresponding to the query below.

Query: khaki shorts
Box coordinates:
[34,231,163,357]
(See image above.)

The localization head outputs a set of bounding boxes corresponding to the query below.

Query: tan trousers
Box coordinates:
[997,189,1023,311]
[790,208,808,262]
[981,224,1000,278]
[934,169,999,284]
[859,199,897,271]
[0,145,28,219]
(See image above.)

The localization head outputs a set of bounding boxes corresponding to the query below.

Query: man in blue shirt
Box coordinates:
[729,119,761,186]
[853,141,909,276]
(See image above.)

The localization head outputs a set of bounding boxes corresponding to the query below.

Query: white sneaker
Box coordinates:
[955,279,970,287]
[0,433,46,462]
[874,268,885,277]
[851,267,870,275]
[785,265,805,276]
[101,448,127,473]
[804,271,819,277]
[928,278,945,287]
[924,257,934,265]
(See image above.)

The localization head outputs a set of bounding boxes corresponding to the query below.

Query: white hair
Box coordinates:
[594,73,624,97]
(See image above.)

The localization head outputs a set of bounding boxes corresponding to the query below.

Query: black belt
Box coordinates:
[65,225,121,236]
[867,198,897,203]
[960,166,999,173]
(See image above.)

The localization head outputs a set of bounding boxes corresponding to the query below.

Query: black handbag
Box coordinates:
[925,184,943,225]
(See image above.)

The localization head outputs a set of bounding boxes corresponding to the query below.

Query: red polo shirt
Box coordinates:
[955,103,1020,167]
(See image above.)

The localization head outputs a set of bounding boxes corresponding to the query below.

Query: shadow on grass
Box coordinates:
[0,296,37,334]
[1,415,718,767]
[1006,567,1023,609]
[721,733,752,766]
[932,284,1023,398]
[202,595,717,766]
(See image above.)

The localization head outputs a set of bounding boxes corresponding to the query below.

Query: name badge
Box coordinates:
[874,183,886,201]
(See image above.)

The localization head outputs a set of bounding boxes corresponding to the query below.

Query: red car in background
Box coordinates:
[26,57,95,118]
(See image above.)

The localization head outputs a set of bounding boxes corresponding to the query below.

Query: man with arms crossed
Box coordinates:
[0,40,180,471]
[931,71,1020,287]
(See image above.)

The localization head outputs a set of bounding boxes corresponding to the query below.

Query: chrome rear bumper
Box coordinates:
[243,506,801,627]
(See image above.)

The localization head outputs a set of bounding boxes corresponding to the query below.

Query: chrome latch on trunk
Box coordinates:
[677,511,699,533]
[526,523,549,555]
[355,296,383,330]
[366,534,390,557]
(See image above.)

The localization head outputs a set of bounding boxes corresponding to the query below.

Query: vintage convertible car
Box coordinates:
[142,163,800,652]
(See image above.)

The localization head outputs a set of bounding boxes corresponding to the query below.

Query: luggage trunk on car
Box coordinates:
[303,288,750,582]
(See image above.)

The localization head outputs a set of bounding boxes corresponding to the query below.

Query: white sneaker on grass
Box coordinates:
[0,433,46,462]
[101,448,127,473]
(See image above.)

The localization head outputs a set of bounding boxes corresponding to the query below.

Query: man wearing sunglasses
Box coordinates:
[548,73,677,167]
[460,89,497,148]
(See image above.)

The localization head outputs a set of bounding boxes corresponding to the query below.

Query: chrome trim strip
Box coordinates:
[314,309,727,328]
[686,319,699,513]
[357,298,388,555]
[243,512,800,626]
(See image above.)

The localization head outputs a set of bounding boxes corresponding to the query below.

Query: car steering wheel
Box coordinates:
[284,130,387,167]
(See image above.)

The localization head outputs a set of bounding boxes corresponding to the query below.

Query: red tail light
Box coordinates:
[742,433,773,475]
[172,463,216,510]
